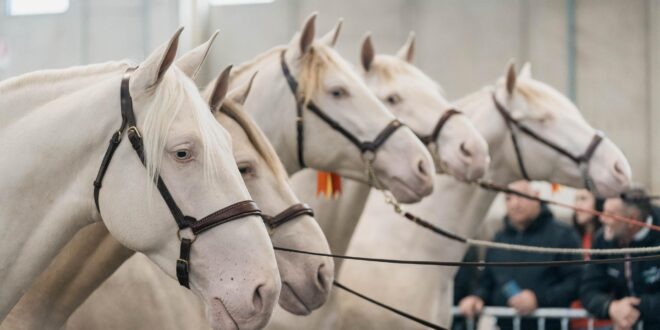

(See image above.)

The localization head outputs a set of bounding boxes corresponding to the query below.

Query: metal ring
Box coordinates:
[177,228,197,243]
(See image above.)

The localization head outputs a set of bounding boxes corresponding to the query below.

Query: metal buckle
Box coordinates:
[127,126,142,138]
[177,228,197,243]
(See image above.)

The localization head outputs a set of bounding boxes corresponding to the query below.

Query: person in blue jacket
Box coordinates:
[580,187,660,330]
[458,180,582,330]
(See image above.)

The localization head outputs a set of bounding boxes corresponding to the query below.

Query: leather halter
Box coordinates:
[262,203,314,230]
[491,92,604,191]
[280,50,404,169]
[414,108,463,146]
[93,68,262,289]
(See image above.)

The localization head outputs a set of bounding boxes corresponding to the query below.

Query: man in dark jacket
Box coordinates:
[580,187,660,330]
[458,181,581,330]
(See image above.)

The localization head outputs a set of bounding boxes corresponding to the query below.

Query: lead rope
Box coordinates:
[380,181,660,255]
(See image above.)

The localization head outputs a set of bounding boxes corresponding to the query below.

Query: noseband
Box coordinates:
[280,50,403,172]
[93,68,262,289]
[414,108,463,147]
[262,203,314,231]
[492,92,604,191]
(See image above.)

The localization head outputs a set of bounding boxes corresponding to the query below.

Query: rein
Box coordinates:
[279,50,403,180]
[93,68,262,289]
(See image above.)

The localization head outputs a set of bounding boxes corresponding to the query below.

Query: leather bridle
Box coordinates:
[414,108,463,147]
[93,68,262,289]
[491,92,604,192]
[262,203,314,231]
[280,50,404,177]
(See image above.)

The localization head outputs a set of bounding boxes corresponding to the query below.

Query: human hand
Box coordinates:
[507,290,538,315]
[458,295,484,318]
[608,297,640,330]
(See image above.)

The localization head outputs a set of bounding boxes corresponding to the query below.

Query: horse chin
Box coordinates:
[436,148,490,182]
[206,297,239,330]
[278,283,313,315]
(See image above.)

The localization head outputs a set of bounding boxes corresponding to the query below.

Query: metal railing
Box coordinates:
[451,306,644,330]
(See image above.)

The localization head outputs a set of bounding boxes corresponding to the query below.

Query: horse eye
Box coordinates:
[386,94,402,105]
[175,149,191,161]
[238,164,254,176]
[330,87,349,99]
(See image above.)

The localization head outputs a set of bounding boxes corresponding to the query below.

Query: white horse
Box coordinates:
[0,28,280,330]
[62,68,335,330]
[335,63,633,329]
[3,40,334,329]
[290,33,491,263]
[222,13,435,204]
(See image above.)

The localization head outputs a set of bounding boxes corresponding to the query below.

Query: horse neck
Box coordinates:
[0,66,126,316]
[363,88,523,256]
[229,50,301,176]
[0,62,127,126]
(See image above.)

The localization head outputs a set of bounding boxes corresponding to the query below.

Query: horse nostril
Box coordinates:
[417,159,428,176]
[460,142,472,158]
[614,161,624,175]
[253,284,264,312]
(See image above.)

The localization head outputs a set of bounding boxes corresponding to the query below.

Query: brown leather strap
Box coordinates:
[95,68,263,290]
[491,92,604,186]
[262,203,314,230]
[416,108,462,146]
[190,200,262,235]
[280,50,405,166]
[177,238,192,288]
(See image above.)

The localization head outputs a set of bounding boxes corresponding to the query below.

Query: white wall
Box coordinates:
[0,0,178,79]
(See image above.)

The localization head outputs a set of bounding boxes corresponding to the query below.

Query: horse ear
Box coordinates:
[208,65,232,113]
[518,62,532,80]
[319,18,343,47]
[132,27,183,91]
[505,60,517,95]
[396,31,415,63]
[176,30,219,80]
[299,12,317,55]
[229,71,258,106]
[360,33,375,72]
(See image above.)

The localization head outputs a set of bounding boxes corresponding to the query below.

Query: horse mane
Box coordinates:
[229,42,351,105]
[139,67,229,193]
[455,79,583,121]
[218,100,289,183]
[230,45,287,81]
[366,55,445,96]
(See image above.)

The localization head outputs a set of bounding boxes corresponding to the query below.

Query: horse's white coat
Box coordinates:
[334,64,632,329]
[220,14,435,204]
[0,29,281,330]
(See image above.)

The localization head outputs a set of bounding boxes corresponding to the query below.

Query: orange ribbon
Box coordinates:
[316,171,342,198]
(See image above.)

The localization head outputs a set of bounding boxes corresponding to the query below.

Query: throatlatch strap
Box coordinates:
[177,238,192,288]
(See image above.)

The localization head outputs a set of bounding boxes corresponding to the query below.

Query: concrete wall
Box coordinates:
[0,0,178,79]
[1,0,657,193]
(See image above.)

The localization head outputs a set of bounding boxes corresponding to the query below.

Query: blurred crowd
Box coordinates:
[453,181,660,330]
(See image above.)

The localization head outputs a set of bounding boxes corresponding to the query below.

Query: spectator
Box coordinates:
[570,189,611,330]
[458,181,582,330]
[573,189,604,253]
[452,247,482,330]
[580,187,660,330]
